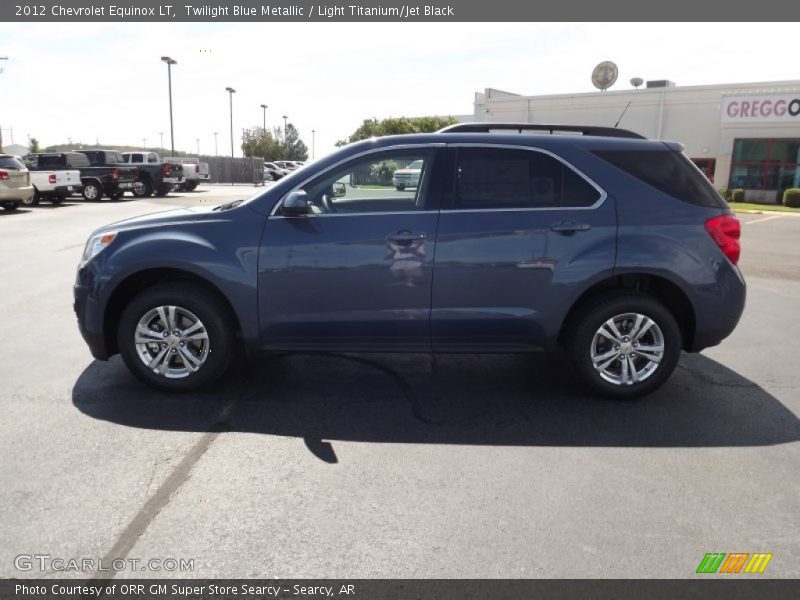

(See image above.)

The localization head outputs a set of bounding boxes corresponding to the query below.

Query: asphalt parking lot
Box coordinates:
[1,188,798,578]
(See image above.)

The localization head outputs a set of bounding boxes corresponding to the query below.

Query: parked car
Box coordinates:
[0,154,34,210]
[74,123,745,398]
[274,160,300,171]
[118,151,184,197]
[264,162,289,180]
[28,152,136,201]
[392,159,423,190]
[165,157,210,192]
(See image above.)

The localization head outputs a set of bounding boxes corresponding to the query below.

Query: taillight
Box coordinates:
[705,215,741,265]
[49,174,57,184]
[0,170,8,180]
[112,168,120,180]
[163,164,170,175]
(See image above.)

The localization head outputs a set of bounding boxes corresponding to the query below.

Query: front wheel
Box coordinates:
[117,283,236,392]
[564,293,682,399]
[23,188,40,206]
[395,184,405,191]
[154,184,171,197]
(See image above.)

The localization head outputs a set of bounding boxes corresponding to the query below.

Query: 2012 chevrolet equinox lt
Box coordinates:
[74,124,745,399]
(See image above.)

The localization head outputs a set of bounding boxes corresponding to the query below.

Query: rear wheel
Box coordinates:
[564,293,682,399]
[23,188,40,206]
[132,178,153,198]
[109,192,123,201]
[117,283,236,392]
[52,194,65,205]
[183,181,198,192]
[395,184,405,191]
[82,181,103,201]
[154,183,171,197]
[1,201,19,211]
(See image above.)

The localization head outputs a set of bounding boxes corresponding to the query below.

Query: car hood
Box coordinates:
[94,205,223,235]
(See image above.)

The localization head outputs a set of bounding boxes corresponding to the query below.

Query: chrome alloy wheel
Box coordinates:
[590,312,665,386]
[134,306,209,379]
[84,185,100,200]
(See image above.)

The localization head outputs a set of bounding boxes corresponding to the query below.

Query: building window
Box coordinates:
[729,138,800,192]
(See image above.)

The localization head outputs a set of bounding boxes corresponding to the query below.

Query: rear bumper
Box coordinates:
[0,184,34,202]
[689,264,747,352]
[103,181,135,193]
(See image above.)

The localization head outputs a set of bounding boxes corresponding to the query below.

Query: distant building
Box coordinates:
[473,80,800,203]
[2,143,29,156]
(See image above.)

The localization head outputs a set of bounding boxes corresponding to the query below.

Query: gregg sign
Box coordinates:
[722,93,800,123]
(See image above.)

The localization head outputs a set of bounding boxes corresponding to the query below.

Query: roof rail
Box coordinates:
[438,122,646,139]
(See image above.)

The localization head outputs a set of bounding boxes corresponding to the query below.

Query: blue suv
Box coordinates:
[74,124,745,399]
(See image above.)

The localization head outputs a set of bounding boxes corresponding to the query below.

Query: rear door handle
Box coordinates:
[550,220,591,233]
[387,232,427,243]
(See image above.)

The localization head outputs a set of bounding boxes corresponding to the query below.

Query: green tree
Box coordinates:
[280,123,309,161]
[29,137,40,153]
[242,124,308,161]
[336,115,459,146]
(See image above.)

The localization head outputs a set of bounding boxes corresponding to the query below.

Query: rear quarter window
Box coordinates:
[593,149,726,208]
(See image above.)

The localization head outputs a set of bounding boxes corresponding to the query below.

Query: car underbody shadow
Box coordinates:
[72,351,800,460]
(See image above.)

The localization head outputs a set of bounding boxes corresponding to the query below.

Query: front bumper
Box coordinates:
[74,282,110,360]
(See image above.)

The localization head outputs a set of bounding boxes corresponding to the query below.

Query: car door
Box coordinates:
[257,145,444,351]
[431,144,615,351]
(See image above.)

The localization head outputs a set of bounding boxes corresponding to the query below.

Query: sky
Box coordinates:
[0,22,795,158]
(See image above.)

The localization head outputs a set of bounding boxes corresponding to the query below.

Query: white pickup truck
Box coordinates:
[165,157,210,191]
[21,157,81,205]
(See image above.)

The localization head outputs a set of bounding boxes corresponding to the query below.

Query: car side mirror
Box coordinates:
[332,182,346,198]
[281,190,310,216]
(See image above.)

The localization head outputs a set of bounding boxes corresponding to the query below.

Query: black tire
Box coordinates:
[109,192,122,201]
[82,181,104,201]
[395,184,405,191]
[1,201,19,211]
[132,178,153,198]
[23,188,40,206]
[183,181,198,192]
[52,194,65,205]
[564,292,682,400]
[154,184,171,197]
[117,283,236,392]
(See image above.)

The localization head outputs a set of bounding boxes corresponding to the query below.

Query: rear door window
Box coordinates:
[593,149,726,208]
[452,147,601,210]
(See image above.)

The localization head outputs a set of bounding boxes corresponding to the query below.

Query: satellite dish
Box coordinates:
[630,77,644,89]
[591,61,619,91]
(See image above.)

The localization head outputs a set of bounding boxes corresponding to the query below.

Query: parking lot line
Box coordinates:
[745,214,785,225]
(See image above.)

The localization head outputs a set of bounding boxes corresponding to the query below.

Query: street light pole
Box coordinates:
[195,138,200,156]
[260,104,268,131]
[142,138,146,148]
[226,87,236,160]
[160,56,177,156]
[159,132,164,152]
[213,132,218,156]
[282,115,288,140]
[311,129,315,159]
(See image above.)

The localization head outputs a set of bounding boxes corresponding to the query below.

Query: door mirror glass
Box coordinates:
[332,182,346,198]
[281,190,310,216]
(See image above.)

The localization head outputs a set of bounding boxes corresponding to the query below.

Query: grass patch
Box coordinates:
[728,202,800,213]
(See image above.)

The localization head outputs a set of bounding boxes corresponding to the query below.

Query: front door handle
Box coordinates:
[550,220,591,234]
[387,232,427,243]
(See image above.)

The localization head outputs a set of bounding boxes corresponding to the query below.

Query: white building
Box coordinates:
[473,80,800,203]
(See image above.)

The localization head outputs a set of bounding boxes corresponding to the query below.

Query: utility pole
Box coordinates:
[142,137,147,149]
[159,132,164,151]
[282,115,288,140]
[213,132,218,156]
[160,57,177,155]
[260,104,268,131]
[195,138,200,156]
[225,87,236,159]
[311,129,315,159]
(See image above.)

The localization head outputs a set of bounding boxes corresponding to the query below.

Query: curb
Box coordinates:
[732,209,800,216]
